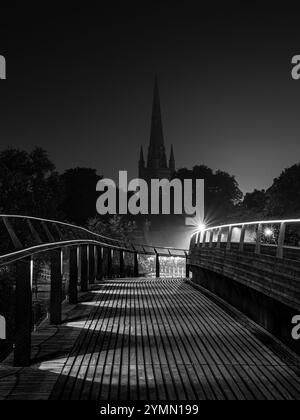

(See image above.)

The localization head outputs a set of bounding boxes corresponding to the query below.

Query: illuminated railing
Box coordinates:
[189,219,300,260]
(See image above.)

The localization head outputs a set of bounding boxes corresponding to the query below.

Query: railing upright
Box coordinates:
[69,246,78,305]
[134,252,139,278]
[81,245,88,292]
[97,247,104,281]
[209,230,214,248]
[255,224,263,254]
[42,222,55,242]
[3,217,22,250]
[216,228,222,249]
[202,231,207,248]
[119,250,125,278]
[88,245,95,285]
[155,250,160,278]
[239,225,246,252]
[185,251,190,278]
[226,227,233,251]
[94,246,98,281]
[14,258,32,367]
[27,219,42,244]
[107,248,113,279]
[277,222,286,259]
[197,232,202,247]
[50,249,63,325]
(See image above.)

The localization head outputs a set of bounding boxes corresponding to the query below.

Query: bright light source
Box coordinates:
[264,228,273,237]
[198,223,206,232]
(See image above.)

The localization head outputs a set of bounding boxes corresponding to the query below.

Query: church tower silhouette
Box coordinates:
[139,77,175,181]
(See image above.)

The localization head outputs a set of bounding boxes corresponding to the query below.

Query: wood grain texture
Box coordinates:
[1,279,300,400]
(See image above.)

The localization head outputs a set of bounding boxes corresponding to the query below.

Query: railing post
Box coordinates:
[134,252,139,278]
[119,250,125,278]
[94,246,98,281]
[50,249,63,325]
[3,217,23,250]
[81,245,88,292]
[88,245,95,285]
[14,258,32,367]
[226,227,233,251]
[239,225,246,252]
[61,248,65,284]
[209,230,214,248]
[216,228,222,249]
[69,246,78,304]
[97,247,104,281]
[27,219,42,244]
[107,248,113,279]
[277,222,286,259]
[42,221,55,242]
[185,252,190,279]
[155,251,160,278]
[53,223,63,240]
[197,232,201,247]
[202,231,207,248]
[191,234,196,249]
[255,224,263,255]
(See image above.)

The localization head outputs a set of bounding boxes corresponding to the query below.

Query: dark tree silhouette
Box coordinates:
[60,168,102,226]
[243,189,267,213]
[265,164,300,218]
[0,147,63,218]
[88,215,137,243]
[174,165,243,224]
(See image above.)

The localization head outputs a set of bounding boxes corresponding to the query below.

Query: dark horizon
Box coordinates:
[1,3,300,193]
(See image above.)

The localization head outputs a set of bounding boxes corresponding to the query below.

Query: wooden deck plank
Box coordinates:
[184,281,300,399]
[1,278,300,400]
[164,282,271,400]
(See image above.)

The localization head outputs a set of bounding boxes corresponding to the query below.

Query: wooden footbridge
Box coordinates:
[0,216,300,400]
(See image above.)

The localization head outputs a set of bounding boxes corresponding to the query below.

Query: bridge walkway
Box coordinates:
[1,278,300,400]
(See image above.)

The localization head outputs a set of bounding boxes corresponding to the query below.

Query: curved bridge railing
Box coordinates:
[0,215,188,367]
[0,214,187,265]
[188,219,300,354]
[189,219,300,261]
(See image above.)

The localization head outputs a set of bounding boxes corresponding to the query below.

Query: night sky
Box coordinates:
[1,3,300,193]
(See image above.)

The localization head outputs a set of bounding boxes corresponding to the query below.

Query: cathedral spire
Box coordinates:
[147,76,168,169]
[169,145,175,174]
[139,146,145,178]
[139,145,145,164]
[139,77,175,181]
[150,76,165,148]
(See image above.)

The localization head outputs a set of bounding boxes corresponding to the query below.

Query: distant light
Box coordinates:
[198,223,206,232]
[264,228,273,237]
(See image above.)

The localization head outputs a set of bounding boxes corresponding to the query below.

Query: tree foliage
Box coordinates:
[174,165,243,224]
[243,189,266,211]
[240,164,300,220]
[0,147,63,218]
[264,164,300,218]
[88,215,137,244]
[59,168,101,225]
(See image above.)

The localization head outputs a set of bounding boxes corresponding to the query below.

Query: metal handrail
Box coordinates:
[0,214,190,367]
[189,218,300,260]
[194,218,300,232]
[0,214,188,266]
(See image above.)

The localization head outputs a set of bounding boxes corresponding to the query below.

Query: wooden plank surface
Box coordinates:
[1,278,300,400]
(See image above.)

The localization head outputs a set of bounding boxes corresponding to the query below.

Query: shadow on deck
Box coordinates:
[1,278,300,401]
